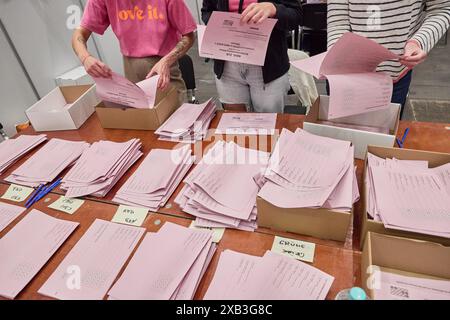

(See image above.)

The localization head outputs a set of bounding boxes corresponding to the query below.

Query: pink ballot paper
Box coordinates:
[108,222,212,300]
[0,210,78,299]
[93,72,159,109]
[291,32,399,119]
[0,201,26,233]
[199,12,277,66]
[38,219,145,300]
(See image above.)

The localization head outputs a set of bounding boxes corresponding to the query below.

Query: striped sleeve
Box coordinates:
[327,0,350,48]
[411,0,450,53]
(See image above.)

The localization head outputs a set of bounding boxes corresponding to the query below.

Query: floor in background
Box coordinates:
[188,32,450,122]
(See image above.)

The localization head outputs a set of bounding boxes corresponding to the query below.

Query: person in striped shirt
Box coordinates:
[327,0,450,118]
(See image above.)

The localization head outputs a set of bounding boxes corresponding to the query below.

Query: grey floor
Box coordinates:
[188,32,450,123]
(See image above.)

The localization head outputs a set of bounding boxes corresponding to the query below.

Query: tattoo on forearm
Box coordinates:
[77,35,86,45]
[168,36,192,61]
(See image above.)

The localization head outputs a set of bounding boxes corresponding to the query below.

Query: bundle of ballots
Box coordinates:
[155,98,216,143]
[258,128,359,211]
[175,141,269,231]
[0,134,47,174]
[5,138,89,187]
[365,153,450,238]
[61,139,142,198]
[113,145,194,211]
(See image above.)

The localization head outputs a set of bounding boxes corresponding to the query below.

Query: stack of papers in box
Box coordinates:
[175,141,269,231]
[258,128,359,211]
[113,145,194,211]
[365,153,450,238]
[108,222,216,300]
[204,250,334,300]
[0,134,47,174]
[155,98,216,143]
[38,219,145,300]
[0,210,78,299]
[5,138,90,187]
[61,139,143,198]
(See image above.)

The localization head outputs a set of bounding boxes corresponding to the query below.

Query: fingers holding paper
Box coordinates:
[400,40,427,68]
[241,3,277,24]
[147,59,171,90]
[83,56,112,78]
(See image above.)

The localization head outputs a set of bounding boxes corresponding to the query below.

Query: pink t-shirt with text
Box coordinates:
[81,0,197,58]
[229,0,257,13]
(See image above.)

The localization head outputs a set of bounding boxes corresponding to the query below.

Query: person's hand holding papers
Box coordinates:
[400,40,427,68]
[82,55,112,78]
[241,2,277,24]
[146,58,171,90]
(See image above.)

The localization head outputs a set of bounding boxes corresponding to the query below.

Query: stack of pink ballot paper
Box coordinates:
[5,138,90,187]
[38,219,145,300]
[258,128,359,211]
[0,134,47,174]
[113,145,194,211]
[155,98,216,143]
[0,210,78,299]
[291,32,399,119]
[204,250,334,300]
[175,141,270,231]
[365,153,450,238]
[0,202,26,233]
[61,139,143,198]
[108,222,216,300]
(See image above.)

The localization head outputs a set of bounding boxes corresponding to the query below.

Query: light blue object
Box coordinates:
[349,287,367,300]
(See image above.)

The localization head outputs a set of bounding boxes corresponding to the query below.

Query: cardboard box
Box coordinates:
[303,95,400,159]
[361,232,450,299]
[257,197,352,242]
[361,145,450,249]
[95,86,180,131]
[26,85,99,131]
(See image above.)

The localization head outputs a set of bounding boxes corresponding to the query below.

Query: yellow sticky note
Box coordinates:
[271,236,316,263]
[1,184,34,202]
[48,196,85,215]
[189,221,225,243]
[112,205,148,227]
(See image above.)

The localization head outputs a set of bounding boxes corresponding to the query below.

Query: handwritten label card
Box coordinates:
[189,221,225,243]
[48,196,85,215]
[1,184,34,202]
[112,205,148,227]
[271,236,316,263]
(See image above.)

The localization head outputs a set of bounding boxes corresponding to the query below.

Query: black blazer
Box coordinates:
[201,0,302,84]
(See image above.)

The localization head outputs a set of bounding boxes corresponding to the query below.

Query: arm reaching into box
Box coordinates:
[72,26,112,78]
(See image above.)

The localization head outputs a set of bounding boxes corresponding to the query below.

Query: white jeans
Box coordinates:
[215,62,290,113]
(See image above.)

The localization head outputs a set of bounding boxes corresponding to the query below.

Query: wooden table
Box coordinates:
[0,112,448,300]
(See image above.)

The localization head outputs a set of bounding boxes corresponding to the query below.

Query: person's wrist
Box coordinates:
[81,54,91,65]
[269,3,277,17]
[406,39,421,50]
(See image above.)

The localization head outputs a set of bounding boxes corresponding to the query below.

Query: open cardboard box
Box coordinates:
[303,95,400,159]
[361,232,450,300]
[256,199,352,242]
[26,85,99,131]
[95,85,181,130]
[361,145,450,249]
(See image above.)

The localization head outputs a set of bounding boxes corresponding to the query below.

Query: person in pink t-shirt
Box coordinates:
[72,0,197,93]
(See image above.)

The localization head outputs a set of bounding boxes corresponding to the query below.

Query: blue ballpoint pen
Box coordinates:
[27,178,62,208]
[24,184,44,207]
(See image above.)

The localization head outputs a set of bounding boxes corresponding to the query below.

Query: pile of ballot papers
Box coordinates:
[5,138,89,187]
[365,153,450,238]
[258,128,359,211]
[113,145,194,211]
[175,141,269,231]
[204,249,334,299]
[108,222,216,300]
[155,98,216,143]
[0,134,47,174]
[61,139,142,198]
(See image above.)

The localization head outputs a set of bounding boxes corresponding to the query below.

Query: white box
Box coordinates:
[55,66,93,86]
[26,85,100,131]
[303,95,400,159]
